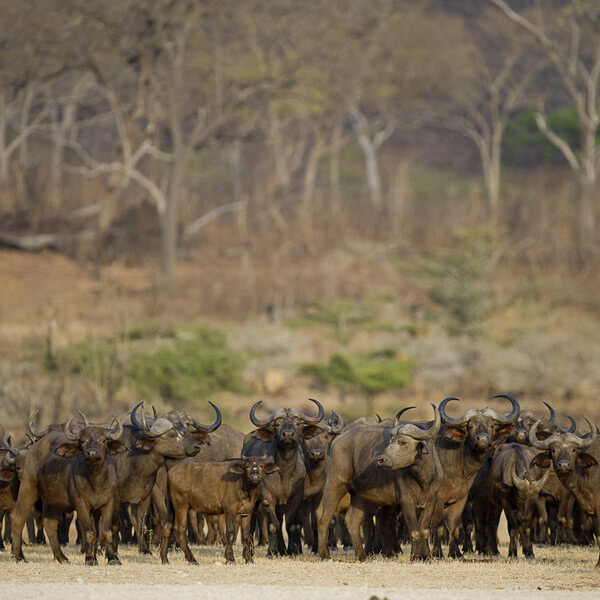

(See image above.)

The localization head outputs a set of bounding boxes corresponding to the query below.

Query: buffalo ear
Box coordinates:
[576,453,598,469]
[443,427,466,441]
[531,453,551,469]
[54,443,80,458]
[493,424,516,444]
[0,468,14,481]
[252,428,275,442]
[263,463,280,474]
[106,440,126,455]
[190,431,210,444]
[301,425,321,440]
[228,462,246,475]
[536,430,551,440]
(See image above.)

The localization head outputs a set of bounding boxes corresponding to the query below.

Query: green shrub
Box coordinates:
[126,327,245,404]
[300,348,414,412]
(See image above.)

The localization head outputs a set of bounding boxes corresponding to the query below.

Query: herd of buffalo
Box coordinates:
[0,394,599,567]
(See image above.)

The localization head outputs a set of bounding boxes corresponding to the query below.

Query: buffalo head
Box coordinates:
[439,394,520,453]
[375,404,441,470]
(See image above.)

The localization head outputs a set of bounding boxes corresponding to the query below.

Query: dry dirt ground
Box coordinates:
[1,543,599,600]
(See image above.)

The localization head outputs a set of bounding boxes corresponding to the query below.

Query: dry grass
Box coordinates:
[0,542,599,599]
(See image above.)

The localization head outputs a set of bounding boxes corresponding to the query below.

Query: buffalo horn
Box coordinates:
[541,401,556,426]
[298,398,325,424]
[394,404,441,440]
[558,416,577,434]
[327,410,345,435]
[4,448,18,464]
[439,397,468,426]
[510,460,527,488]
[395,406,416,423]
[529,419,561,449]
[534,469,549,490]
[190,401,222,433]
[249,401,285,427]
[568,416,597,448]
[107,416,123,440]
[28,409,48,439]
[75,409,89,428]
[489,394,520,424]
[130,402,157,436]
[64,415,81,442]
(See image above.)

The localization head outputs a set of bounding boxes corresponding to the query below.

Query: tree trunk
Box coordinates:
[300,132,325,248]
[357,132,383,208]
[161,157,185,292]
[577,125,598,263]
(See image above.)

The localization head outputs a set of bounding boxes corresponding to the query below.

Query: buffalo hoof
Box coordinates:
[85,558,98,566]
[108,558,122,566]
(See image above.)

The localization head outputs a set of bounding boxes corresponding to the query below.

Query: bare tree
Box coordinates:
[490,0,600,261]
[438,9,540,224]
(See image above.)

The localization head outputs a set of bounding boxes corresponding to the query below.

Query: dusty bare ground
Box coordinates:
[1,543,599,600]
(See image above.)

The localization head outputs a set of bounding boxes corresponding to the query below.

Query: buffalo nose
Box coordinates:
[556,460,571,473]
[375,456,386,467]
[190,443,202,454]
[85,449,99,459]
[310,450,324,460]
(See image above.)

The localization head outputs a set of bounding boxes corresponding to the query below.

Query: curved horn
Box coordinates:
[395,404,441,440]
[152,406,158,419]
[510,460,527,488]
[298,398,325,424]
[190,401,222,433]
[249,401,281,428]
[491,394,520,424]
[327,410,345,434]
[395,406,416,423]
[4,451,16,465]
[130,402,158,437]
[529,419,560,450]
[541,401,556,426]
[439,397,469,426]
[28,409,48,439]
[64,415,81,442]
[534,469,549,490]
[568,416,597,448]
[558,416,577,434]
[75,409,89,429]
[106,416,123,441]
[129,402,144,429]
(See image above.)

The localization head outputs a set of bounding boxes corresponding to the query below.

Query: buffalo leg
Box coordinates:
[173,505,197,565]
[505,508,519,558]
[10,471,40,561]
[135,497,152,554]
[159,507,173,565]
[74,503,98,566]
[44,507,69,564]
[224,513,236,563]
[378,506,398,558]
[284,495,303,555]
[241,515,254,563]
[345,499,369,561]
[300,503,313,549]
[317,479,348,559]
[461,502,474,554]
[484,504,501,556]
[445,498,468,559]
